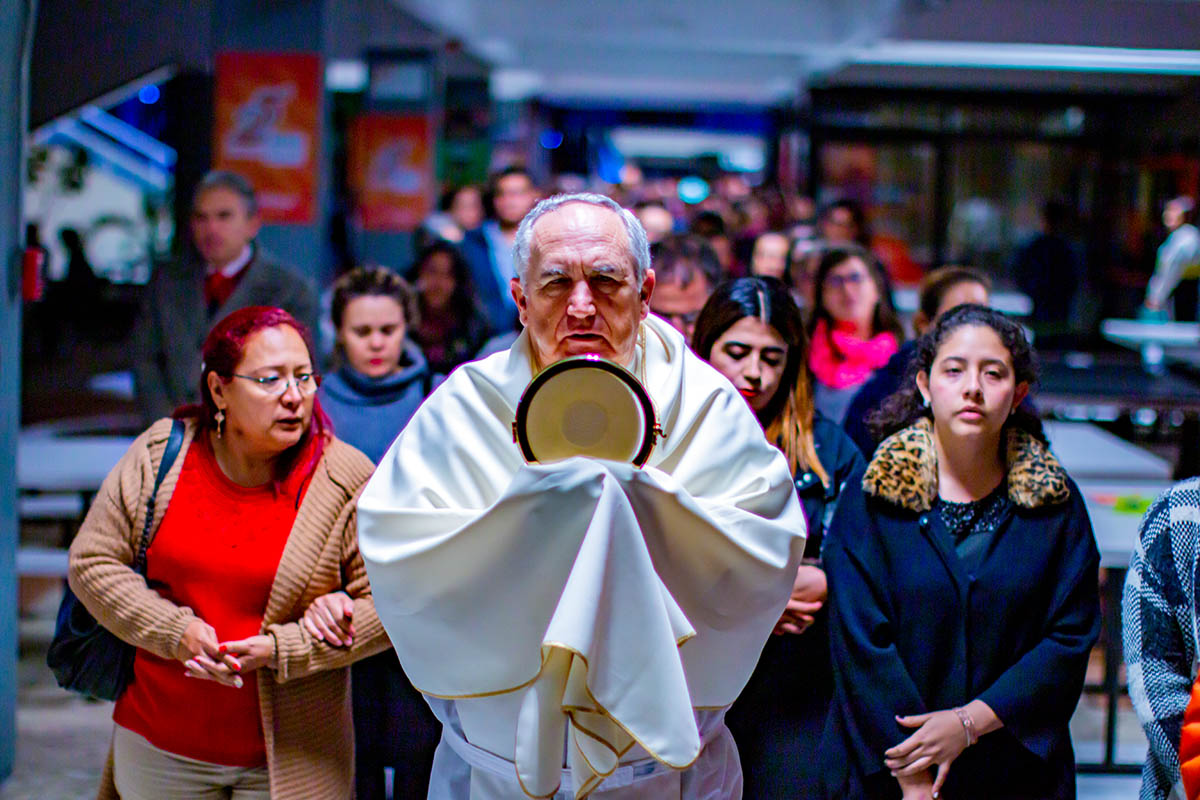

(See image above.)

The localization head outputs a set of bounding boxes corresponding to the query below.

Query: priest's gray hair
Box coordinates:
[512,193,651,286]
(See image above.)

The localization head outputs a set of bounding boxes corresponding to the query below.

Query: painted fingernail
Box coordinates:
[232,662,241,672]
[218,645,227,655]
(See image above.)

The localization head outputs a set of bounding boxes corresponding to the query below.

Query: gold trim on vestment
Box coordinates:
[537,640,705,770]
[514,763,563,800]
[483,634,706,799]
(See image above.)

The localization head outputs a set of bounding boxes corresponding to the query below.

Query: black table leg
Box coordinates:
[1103,566,1124,768]
[1079,566,1140,774]
[1178,414,1200,480]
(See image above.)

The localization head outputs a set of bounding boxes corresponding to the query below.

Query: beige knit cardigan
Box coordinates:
[68,417,390,800]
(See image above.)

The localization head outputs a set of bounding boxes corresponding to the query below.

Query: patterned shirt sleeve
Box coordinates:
[1124,484,1198,800]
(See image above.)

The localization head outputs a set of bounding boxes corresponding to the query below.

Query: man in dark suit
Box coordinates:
[133,170,318,423]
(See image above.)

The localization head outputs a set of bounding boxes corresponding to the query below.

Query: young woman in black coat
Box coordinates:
[692,276,865,798]
[822,304,1100,799]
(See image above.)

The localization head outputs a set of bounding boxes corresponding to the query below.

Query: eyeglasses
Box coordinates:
[825,272,867,291]
[665,311,701,327]
[232,372,320,396]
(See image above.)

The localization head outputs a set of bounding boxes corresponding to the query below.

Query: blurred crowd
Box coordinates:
[129,165,964,433]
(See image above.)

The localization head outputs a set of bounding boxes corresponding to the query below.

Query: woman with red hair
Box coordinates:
[68,306,389,800]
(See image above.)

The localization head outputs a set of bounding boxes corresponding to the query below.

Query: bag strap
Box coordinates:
[131,419,185,574]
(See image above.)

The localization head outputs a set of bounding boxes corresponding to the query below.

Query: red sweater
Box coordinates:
[1182,666,1200,799]
[114,434,308,766]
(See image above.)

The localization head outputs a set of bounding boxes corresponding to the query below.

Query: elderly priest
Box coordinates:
[357,193,807,799]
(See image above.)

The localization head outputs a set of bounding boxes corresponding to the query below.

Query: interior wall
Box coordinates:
[0,0,33,782]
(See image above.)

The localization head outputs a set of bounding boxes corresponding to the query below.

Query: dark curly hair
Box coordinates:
[868,303,1043,444]
[406,241,479,327]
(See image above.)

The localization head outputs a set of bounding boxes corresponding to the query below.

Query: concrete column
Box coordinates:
[211,0,333,285]
[0,0,33,784]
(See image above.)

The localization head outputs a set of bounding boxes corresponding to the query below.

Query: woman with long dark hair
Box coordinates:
[692,277,864,798]
[806,246,903,423]
[407,241,489,375]
[822,304,1099,799]
[69,306,387,800]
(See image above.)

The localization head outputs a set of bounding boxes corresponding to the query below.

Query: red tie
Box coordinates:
[204,271,239,312]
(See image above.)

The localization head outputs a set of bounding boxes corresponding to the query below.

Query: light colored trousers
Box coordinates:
[112,724,270,800]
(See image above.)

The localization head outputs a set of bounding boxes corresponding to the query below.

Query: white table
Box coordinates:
[17,432,136,568]
[1073,476,1172,772]
[1043,421,1170,771]
[17,433,135,493]
[1101,318,1200,370]
[1075,480,1170,569]
[1045,421,1173,482]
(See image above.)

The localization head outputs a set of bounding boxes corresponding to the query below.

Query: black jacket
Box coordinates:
[795,413,868,558]
[822,419,1100,799]
[726,415,864,799]
[842,341,915,459]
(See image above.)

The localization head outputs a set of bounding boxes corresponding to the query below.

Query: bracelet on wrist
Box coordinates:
[953,706,978,747]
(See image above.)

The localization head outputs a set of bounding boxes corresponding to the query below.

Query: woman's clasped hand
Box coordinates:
[885,709,970,798]
[302,591,356,647]
[773,564,827,636]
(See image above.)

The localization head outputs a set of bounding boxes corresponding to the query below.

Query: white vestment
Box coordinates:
[358,315,807,799]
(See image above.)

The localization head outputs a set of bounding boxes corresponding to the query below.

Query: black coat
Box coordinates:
[842,341,914,459]
[726,414,865,799]
[821,420,1100,799]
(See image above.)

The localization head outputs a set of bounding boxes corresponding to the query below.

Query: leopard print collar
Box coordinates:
[862,417,1070,512]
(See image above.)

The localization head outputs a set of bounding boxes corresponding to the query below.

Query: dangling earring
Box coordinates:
[214,409,225,439]
[922,396,931,409]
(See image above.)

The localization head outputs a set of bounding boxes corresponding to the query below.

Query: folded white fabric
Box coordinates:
[358,315,806,798]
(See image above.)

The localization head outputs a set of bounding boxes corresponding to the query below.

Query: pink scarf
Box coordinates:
[808,319,899,390]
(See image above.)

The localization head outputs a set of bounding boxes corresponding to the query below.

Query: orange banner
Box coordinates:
[348,114,433,232]
[214,52,320,224]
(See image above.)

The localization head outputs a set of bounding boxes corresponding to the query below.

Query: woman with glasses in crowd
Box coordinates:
[692,276,864,799]
[822,304,1099,799]
[314,266,442,799]
[806,246,903,424]
[69,306,387,800]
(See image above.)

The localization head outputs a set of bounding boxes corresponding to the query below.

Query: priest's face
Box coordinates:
[512,202,655,367]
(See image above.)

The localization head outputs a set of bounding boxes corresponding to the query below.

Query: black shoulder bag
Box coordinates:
[46,418,185,700]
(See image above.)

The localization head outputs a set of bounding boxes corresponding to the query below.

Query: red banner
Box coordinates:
[214,52,320,224]
[348,114,433,232]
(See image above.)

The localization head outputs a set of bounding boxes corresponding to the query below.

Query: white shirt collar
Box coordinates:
[207,245,254,278]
